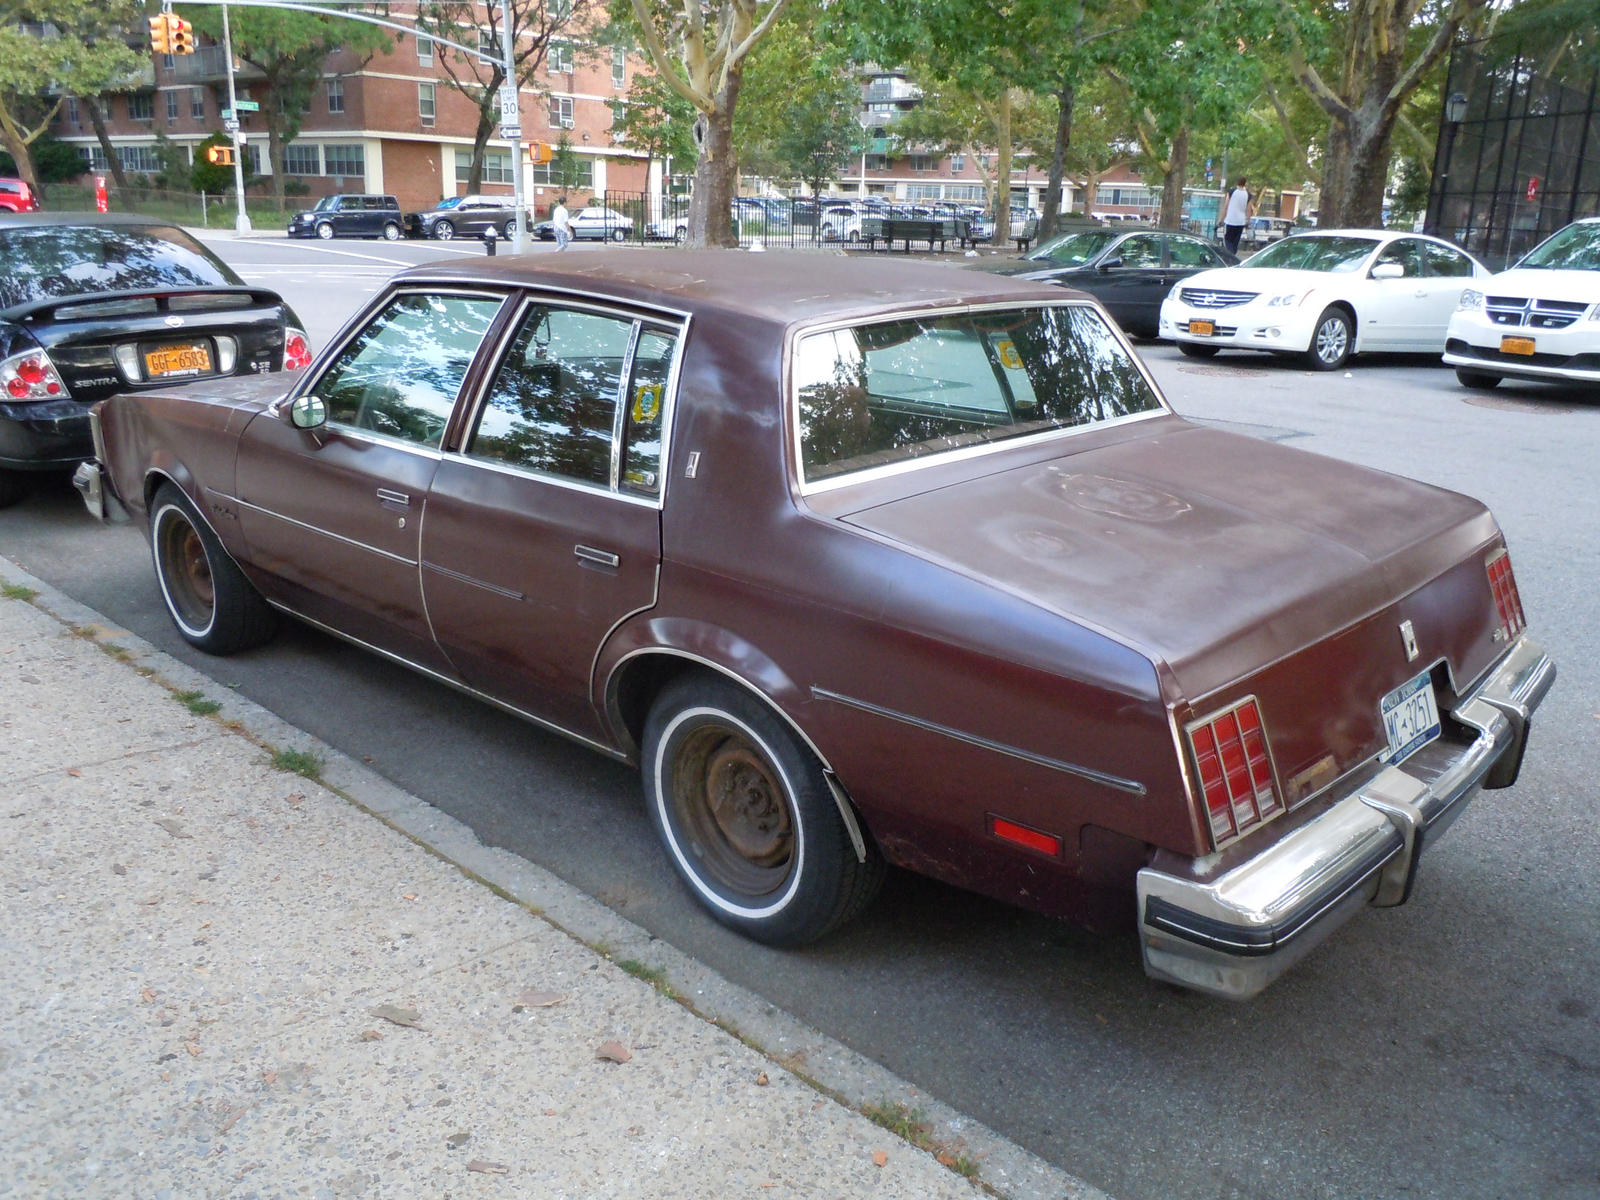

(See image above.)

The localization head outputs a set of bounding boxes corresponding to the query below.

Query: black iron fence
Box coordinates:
[1425,35,1600,268]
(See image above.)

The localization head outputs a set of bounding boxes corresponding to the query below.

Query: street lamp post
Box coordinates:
[857,112,874,200]
[1427,91,1469,238]
[219,4,250,233]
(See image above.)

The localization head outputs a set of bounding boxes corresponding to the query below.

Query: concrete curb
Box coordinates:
[0,550,1108,1200]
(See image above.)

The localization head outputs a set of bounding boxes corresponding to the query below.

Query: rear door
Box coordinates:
[1093,233,1168,334]
[421,296,679,742]
[234,287,508,668]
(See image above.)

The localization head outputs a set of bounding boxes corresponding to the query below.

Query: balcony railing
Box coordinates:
[169,46,266,84]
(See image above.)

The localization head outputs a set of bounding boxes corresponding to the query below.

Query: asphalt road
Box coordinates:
[5,234,1597,1200]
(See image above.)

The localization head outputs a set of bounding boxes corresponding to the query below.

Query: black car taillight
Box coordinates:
[284,329,313,371]
[1,347,69,401]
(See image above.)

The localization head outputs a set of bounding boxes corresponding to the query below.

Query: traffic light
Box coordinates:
[170,16,195,55]
[148,13,173,54]
[527,142,552,165]
[206,145,235,166]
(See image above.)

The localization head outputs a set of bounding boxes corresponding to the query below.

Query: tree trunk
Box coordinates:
[0,105,39,191]
[1160,126,1189,228]
[467,104,496,194]
[83,96,134,205]
[1320,109,1393,228]
[992,91,1013,246]
[689,72,742,248]
[1038,83,1075,240]
[263,98,287,207]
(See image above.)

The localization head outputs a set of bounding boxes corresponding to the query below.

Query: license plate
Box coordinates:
[145,343,211,378]
[1500,335,1536,356]
[1189,320,1215,336]
[1380,670,1441,765]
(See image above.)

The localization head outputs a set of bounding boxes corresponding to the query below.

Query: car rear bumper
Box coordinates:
[1137,635,1555,999]
[0,399,93,470]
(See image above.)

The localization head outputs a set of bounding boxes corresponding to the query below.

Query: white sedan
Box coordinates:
[1443,216,1600,391]
[1159,230,1489,370]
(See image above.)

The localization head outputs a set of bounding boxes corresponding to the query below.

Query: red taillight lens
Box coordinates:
[283,329,312,371]
[1486,550,1525,640]
[1,349,68,401]
[1188,698,1282,844]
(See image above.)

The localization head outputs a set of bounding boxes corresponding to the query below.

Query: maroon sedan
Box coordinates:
[76,252,1554,999]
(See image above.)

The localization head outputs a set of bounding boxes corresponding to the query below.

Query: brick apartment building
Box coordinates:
[53,5,652,217]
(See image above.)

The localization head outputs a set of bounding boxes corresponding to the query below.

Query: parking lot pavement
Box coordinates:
[0,558,1103,1200]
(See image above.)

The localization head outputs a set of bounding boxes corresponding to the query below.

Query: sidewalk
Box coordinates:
[0,561,1102,1200]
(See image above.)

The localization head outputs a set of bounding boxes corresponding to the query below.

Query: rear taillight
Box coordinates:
[1,348,69,401]
[283,329,313,371]
[1188,697,1282,845]
[1486,549,1525,640]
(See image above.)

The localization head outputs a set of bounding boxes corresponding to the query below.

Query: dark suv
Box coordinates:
[287,194,403,241]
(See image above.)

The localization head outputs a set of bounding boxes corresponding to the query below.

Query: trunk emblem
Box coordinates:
[164,315,185,328]
[1399,619,1419,662]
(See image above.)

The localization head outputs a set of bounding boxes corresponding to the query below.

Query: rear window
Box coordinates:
[794,304,1163,483]
[0,224,238,310]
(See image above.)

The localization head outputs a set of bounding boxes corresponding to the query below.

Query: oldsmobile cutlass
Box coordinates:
[75,252,1554,999]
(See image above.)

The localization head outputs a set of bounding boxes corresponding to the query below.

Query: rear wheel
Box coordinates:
[1455,367,1502,390]
[150,483,276,654]
[315,221,333,240]
[642,675,883,945]
[434,220,455,241]
[611,227,627,242]
[382,221,401,241]
[1303,307,1353,370]
[1178,341,1220,359]
[503,219,519,239]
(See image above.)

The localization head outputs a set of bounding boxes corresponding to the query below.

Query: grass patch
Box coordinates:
[2,582,37,601]
[270,747,323,779]
[615,959,679,1000]
[861,1100,981,1180]
[96,641,133,662]
[173,689,221,716]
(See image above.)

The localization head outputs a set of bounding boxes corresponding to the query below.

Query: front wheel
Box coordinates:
[503,219,519,239]
[1178,341,1220,359]
[382,222,401,241]
[433,220,455,241]
[1303,307,1353,370]
[611,227,627,242]
[642,675,884,945]
[150,483,276,655]
[315,221,334,240]
[1455,367,1502,390]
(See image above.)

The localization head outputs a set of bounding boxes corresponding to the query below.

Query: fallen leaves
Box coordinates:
[466,1161,509,1175]
[140,987,157,1004]
[358,1030,383,1043]
[756,1072,769,1087]
[595,1041,632,1064]
[369,1004,423,1030]
[185,1041,202,1057]
[66,768,82,777]
[872,1150,888,1168]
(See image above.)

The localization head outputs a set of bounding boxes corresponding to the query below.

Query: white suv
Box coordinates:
[1444,217,1600,390]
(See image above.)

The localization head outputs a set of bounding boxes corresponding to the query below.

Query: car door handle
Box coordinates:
[574,544,620,569]
[376,488,410,509]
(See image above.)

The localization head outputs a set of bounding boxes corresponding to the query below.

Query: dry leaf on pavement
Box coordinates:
[467,1161,509,1175]
[595,1041,632,1064]
[359,1030,383,1042]
[370,1004,423,1029]
[140,987,156,1003]
[872,1150,888,1167]
[756,1072,769,1086]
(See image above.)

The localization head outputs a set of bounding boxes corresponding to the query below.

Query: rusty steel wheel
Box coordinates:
[642,675,884,946]
[150,483,276,654]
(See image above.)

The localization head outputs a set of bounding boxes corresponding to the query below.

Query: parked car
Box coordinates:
[75,252,1552,999]
[535,206,634,242]
[407,195,529,241]
[1159,229,1490,369]
[0,177,41,213]
[970,227,1237,337]
[0,212,307,508]
[1443,216,1600,390]
[287,194,404,241]
[818,203,865,242]
[1241,216,1294,247]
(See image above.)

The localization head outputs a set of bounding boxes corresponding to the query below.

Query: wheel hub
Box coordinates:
[704,742,791,865]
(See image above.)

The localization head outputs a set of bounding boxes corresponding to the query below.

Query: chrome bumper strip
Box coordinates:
[1137,636,1555,999]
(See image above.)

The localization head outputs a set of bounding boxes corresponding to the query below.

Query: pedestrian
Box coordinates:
[552,195,571,251]
[1220,177,1254,255]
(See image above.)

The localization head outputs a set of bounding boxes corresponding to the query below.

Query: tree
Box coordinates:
[184,5,395,207]
[419,0,585,194]
[768,74,858,197]
[191,132,235,194]
[0,0,145,188]
[1272,0,1494,227]
[607,69,697,206]
[616,0,797,247]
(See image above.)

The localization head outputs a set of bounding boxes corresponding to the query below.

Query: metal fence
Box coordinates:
[1425,35,1600,268]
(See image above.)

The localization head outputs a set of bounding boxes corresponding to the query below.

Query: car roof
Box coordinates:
[398,250,1075,331]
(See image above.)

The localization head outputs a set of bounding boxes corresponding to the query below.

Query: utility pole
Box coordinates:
[220,3,251,232]
[498,0,526,254]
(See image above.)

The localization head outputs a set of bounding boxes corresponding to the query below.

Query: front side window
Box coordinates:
[467,304,676,495]
[1027,231,1117,268]
[1115,235,1162,268]
[1374,239,1423,277]
[795,305,1162,483]
[315,293,503,448]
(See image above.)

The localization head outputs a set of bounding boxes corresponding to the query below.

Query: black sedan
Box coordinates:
[0,213,307,507]
[970,227,1236,338]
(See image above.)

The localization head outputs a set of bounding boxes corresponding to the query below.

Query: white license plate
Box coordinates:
[1380,670,1441,764]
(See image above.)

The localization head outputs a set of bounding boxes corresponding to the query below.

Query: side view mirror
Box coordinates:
[289,393,327,429]
[1098,256,1123,271]
[1371,262,1406,280]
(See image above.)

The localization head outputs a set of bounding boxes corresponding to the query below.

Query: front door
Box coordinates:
[235,288,507,668]
[421,298,678,742]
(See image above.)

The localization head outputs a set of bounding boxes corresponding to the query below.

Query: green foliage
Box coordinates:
[548,132,583,193]
[768,75,860,193]
[607,71,697,169]
[190,133,234,194]
[152,132,190,192]
[0,131,85,181]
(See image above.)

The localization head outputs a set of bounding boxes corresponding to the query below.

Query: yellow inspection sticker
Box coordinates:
[632,382,663,423]
[995,338,1024,370]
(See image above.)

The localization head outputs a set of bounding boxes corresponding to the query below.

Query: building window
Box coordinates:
[417,32,434,65]
[552,0,571,17]
[66,97,79,125]
[128,93,154,122]
[161,53,174,71]
[477,26,497,58]
[326,77,344,114]
[950,153,965,173]
[419,82,435,125]
[548,95,574,129]
[323,143,364,178]
[120,144,162,173]
[532,156,592,189]
[864,154,888,171]
[549,40,574,73]
[284,143,321,176]
[165,91,179,122]
[907,183,941,199]
[910,154,933,173]
[454,148,514,184]
[190,88,205,119]
[611,47,626,89]
[945,183,983,201]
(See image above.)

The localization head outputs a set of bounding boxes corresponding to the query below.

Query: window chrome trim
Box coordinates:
[785,298,1173,498]
[812,686,1147,796]
[451,291,687,511]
